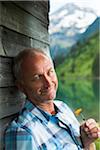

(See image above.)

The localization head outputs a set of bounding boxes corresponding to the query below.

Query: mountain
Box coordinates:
[49,3,97,62]
[69,17,99,55]
[56,31,99,79]
[55,16,99,79]
[80,17,99,42]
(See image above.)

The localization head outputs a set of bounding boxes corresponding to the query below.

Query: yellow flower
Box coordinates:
[74,108,82,116]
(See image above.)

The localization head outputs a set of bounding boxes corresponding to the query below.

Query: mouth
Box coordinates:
[39,87,54,95]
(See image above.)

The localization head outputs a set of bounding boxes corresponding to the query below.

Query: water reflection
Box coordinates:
[56,78,99,122]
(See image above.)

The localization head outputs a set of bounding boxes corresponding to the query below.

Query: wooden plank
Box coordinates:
[0,71,14,87]
[0,2,49,43]
[0,27,5,55]
[13,1,49,24]
[0,56,14,87]
[0,98,24,119]
[1,26,31,56]
[31,38,50,55]
[40,0,49,8]
[1,26,49,56]
[0,87,25,119]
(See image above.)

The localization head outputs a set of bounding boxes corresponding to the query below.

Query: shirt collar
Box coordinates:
[23,100,80,136]
[38,104,59,121]
[23,100,61,124]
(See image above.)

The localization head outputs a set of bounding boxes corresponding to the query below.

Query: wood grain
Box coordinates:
[0,2,49,43]
[0,86,25,119]
[13,1,49,24]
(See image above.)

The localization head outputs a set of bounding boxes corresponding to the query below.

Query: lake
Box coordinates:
[56,78,99,123]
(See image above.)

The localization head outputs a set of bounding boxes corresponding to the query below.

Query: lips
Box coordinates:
[39,87,54,95]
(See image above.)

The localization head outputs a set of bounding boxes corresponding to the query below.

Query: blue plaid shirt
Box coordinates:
[4,100,83,150]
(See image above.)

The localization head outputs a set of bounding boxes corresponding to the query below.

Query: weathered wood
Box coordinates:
[0,27,5,56]
[0,26,49,56]
[0,56,14,87]
[1,26,31,56]
[0,2,49,43]
[0,38,5,56]
[0,87,25,119]
[31,38,50,56]
[13,1,49,24]
[0,57,25,119]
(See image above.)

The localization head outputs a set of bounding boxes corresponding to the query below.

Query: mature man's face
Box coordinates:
[19,53,58,105]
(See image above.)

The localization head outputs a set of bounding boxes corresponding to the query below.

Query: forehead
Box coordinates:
[21,53,53,73]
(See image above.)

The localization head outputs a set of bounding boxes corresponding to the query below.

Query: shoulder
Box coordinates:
[55,100,80,136]
[4,119,37,150]
[55,100,80,122]
[5,108,37,135]
[4,119,33,148]
[54,100,73,114]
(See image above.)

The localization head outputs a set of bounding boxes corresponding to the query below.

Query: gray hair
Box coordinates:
[13,48,53,81]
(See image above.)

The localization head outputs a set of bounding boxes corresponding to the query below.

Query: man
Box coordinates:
[4,48,100,150]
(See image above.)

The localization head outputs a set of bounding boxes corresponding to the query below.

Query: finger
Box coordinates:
[97,128,100,138]
[84,127,89,132]
[87,127,100,138]
[80,120,99,134]
[97,127,100,131]
[98,131,100,138]
[85,119,96,127]
[86,122,98,131]
[88,132,98,138]
[87,127,98,134]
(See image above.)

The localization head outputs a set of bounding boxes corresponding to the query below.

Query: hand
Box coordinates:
[80,118,100,148]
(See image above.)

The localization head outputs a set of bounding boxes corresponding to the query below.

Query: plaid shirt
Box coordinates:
[4,100,83,150]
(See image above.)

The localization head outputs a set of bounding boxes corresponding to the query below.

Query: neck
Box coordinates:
[37,101,56,114]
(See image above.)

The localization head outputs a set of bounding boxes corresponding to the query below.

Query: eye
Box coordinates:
[48,68,54,76]
[31,74,41,81]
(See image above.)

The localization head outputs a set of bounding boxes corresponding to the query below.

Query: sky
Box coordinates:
[50,0,100,16]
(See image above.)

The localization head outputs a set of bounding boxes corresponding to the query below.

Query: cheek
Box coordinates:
[24,86,38,97]
[53,75,58,88]
[28,82,42,93]
[55,78,58,89]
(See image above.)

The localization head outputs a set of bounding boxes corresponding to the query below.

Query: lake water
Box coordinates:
[56,78,99,123]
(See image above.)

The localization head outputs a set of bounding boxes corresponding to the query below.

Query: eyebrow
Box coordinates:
[32,67,54,76]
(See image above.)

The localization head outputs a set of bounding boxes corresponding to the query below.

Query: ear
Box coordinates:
[15,80,25,93]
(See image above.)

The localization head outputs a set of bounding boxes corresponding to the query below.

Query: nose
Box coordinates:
[43,74,52,88]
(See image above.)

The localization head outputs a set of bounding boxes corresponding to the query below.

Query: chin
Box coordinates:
[43,99,54,104]
[45,92,56,101]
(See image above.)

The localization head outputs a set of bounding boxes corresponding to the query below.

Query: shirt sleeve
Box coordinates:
[4,127,38,150]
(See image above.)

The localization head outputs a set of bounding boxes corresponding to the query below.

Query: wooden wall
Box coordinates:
[0,1,49,149]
